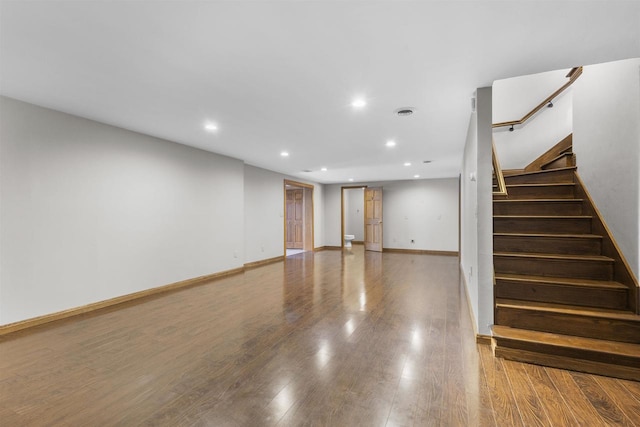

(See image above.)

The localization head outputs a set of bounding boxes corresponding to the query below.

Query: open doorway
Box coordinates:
[284,180,314,256]
[341,186,366,249]
[341,186,383,252]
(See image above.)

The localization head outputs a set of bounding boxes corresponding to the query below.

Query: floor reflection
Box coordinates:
[10,247,634,426]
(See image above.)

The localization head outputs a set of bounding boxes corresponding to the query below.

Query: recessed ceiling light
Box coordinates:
[348,178,354,182]
[386,140,396,147]
[321,167,328,172]
[414,174,420,178]
[281,151,289,157]
[204,122,218,132]
[404,162,411,166]
[351,98,366,108]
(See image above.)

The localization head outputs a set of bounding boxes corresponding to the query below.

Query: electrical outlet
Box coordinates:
[411,239,415,244]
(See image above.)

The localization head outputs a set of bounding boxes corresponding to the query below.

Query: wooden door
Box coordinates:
[364,187,383,252]
[286,189,304,249]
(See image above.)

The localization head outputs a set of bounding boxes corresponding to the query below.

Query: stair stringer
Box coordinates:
[574,172,639,314]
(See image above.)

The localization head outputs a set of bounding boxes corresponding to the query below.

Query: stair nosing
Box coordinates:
[506,183,575,188]
[496,298,639,320]
[494,198,584,203]
[494,273,627,289]
[493,232,602,239]
[493,199,584,203]
[494,215,591,219]
[502,167,576,178]
[542,152,574,166]
[494,252,614,262]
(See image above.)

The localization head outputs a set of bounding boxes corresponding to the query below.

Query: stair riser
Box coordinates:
[493,235,601,255]
[494,256,613,280]
[495,306,640,344]
[493,201,583,216]
[542,153,575,170]
[505,185,575,199]
[494,346,640,382]
[495,280,628,310]
[494,338,640,369]
[504,169,575,185]
[493,218,591,234]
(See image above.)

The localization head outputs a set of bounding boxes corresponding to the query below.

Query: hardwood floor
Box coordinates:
[1,247,639,426]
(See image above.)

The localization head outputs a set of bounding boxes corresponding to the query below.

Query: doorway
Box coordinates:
[284,180,314,256]
[341,186,383,251]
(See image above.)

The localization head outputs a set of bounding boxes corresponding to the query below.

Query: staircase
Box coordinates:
[492,136,640,381]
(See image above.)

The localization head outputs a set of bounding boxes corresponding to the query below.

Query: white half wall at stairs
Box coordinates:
[460,87,494,336]
[493,68,574,170]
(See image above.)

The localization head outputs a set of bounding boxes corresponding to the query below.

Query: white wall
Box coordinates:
[324,179,459,252]
[460,87,493,336]
[476,87,494,337]
[380,179,459,251]
[243,166,285,263]
[243,165,324,263]
[573,58,640,278]
[493,68,573,169]
[461,113,478,328]
[343,188,364,240]
[0,96,245,325]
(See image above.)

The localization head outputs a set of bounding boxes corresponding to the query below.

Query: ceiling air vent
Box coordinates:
[301,169,312,173]
[395,107,416,117]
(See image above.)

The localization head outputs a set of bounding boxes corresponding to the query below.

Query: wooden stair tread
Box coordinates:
[494,198,584,203]
[496,298,640,321]
[492,325,640,358]
[542,152,574,164]
[502,167,576,179]
[494,273,627,289]
[494,215,591,219]
[493,232,601,239]
[506,183,575,188]
[503,169,526,176]
[494,252,613,262]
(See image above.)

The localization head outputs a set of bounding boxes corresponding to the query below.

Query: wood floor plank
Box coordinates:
[1,247,637,426]
[520,362,579,426]
[570,371,637,426]
[479,345,525,426]
[544,367,609,426]
[502,359,551,426]
[593,375,640,424]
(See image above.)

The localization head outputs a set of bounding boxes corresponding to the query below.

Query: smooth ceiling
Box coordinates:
[1,1,638,183]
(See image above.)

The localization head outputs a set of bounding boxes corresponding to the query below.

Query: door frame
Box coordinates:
[340,185,367,249]
[283,180,314,254]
